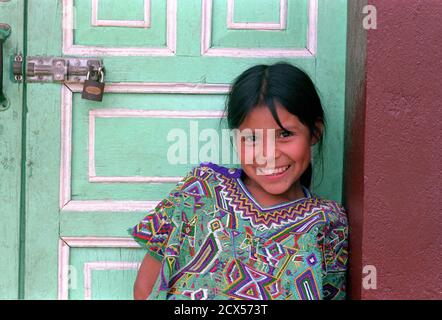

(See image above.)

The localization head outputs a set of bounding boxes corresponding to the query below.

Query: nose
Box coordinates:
[255,131,280,166]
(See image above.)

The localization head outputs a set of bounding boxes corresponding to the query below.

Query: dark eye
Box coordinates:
[279,130,293,138]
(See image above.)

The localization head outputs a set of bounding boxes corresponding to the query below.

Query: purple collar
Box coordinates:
[200,162,242,179]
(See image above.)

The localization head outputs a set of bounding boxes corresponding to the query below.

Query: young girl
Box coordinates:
[129,62,348,300]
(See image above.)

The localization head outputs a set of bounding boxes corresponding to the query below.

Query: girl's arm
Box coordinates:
[133,253,162,300]
[130,168,194,299]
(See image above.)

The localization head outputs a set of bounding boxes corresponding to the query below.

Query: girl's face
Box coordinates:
[236,102,319,201]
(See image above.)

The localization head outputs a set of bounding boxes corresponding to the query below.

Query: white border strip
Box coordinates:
[202,0,317,57]
[65,82,231,94]
[62,200,161,212]
[63,0,176,56]
[58,237,140,300]
[58,239,70,300]
[84,262,141,300]
[62,237,141,248]
[60,82,230,212]
[91,0,151,28]
[307,0,318,55]
[227,0,287,30]
[60,88,73,210]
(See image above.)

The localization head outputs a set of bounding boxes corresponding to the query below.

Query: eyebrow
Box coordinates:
[245,125,300,133]
[277,125,299,131]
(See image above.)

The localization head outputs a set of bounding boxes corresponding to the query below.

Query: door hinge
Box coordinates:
[12,54,104,83]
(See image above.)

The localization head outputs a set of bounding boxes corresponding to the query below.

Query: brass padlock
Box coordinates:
[81,67,105,102]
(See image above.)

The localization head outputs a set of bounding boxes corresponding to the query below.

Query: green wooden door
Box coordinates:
[1,0,348,299]
[0,0,25,300]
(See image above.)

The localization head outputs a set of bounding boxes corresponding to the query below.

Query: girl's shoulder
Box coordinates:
[310,194,348,228]
[179,162,239,185]
[174,162,239,195]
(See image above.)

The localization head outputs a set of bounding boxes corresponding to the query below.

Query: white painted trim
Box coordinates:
[89,176,183,183]
[62,0,74,63]
[279,0,288,30]
[201,0,212,57]
[226,0,287,30]
[60,87,73,209]
[91,0,151,28]
[63,46,175,57]
[65,82,231,94]
[62,237,141,248]
[201,0,317,57]
[88,108,224,183]
[166,0,178,54]
[307,0,318,55]
[58,237,140,300]
[88,107,96,178]
[58,239,70,300]
[60,83,229,212]
[63,0,176,56]
[89,108,225,118]
[203,47,314,58]
[84,262,141,300]
[62,200,161,212]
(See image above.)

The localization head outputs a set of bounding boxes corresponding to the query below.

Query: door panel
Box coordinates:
[210,0,308,49]
[23,0,348,299]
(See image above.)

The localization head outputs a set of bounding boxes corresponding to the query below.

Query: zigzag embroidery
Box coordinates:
[222,176,324,230]
[182,165,331,232]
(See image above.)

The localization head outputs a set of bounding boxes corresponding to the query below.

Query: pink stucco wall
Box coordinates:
[362,0,441,299]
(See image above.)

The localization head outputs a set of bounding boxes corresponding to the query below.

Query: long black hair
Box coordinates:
[223,62,326,189]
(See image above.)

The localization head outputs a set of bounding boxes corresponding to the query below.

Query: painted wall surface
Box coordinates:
[343,0,366,300]
[362,0,441,299]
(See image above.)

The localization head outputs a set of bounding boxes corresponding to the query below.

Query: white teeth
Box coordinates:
[258,165,290,175]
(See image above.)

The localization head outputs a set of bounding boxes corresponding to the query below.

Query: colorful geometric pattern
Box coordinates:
[295,268,321,300]
[224,259,279,300]
[130,198,175,258]
[129,162,348,300]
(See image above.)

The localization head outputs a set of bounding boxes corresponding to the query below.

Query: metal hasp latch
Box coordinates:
[12,55,104,83]
[0,23,11,110]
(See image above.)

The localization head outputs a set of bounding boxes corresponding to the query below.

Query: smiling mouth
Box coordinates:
[257,165,291,176]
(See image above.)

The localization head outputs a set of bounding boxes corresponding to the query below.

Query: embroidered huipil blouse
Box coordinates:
[129,162,348,300]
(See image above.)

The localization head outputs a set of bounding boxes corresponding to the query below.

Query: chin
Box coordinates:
[258,182,293,196]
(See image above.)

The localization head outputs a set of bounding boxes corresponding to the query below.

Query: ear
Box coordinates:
[311,121,324,146]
